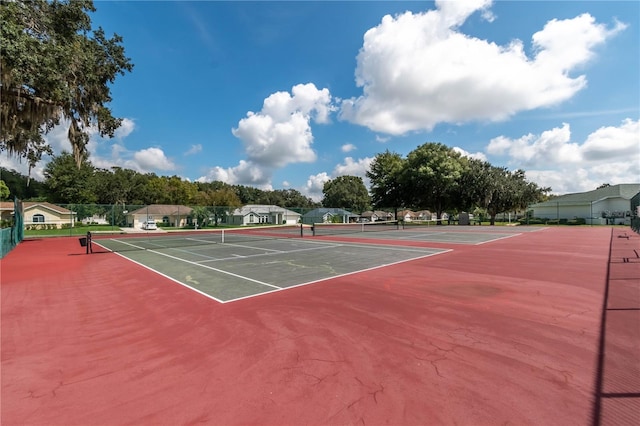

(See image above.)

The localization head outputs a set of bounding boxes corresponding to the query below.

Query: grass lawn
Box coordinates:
[24,225,125,238]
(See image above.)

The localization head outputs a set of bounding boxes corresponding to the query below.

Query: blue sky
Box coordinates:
[3,0,638,200]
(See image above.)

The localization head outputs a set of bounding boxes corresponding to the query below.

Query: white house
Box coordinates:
[229,204,301,226]
[360,210,394,222]
[529,184,640,225]
[127,204,193,229]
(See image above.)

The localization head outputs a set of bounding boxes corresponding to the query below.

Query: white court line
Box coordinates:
[97,237,452,304]
[226,249,452,304]
[399,233,483,244]
[397,231,523,245]
[195,242,343,264]
[112,245,282,290]
[208,241,285,253]
[102,250,226,303]
[474,232,522,245]
[160,241,288,262]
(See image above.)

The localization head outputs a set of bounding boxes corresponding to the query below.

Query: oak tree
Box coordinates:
[1,0,133,169]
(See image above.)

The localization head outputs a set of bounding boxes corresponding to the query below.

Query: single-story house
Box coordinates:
[127,204,193,229]
[81,214,109,225]
[301,208,357,225]
[529,183,640,225]
[360,210,395,222]
[228,204,301,226]
[0,202,14,223]
[18,202,77,229]
[415,210,433,221]
[398,209,418,222]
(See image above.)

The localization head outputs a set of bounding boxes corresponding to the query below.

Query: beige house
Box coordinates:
[19,202,77,229]
[398,209,418,222]
[0,202,14,223]
[127,204,193,229]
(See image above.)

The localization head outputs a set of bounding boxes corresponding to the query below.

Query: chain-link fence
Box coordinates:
[1,198,24,258]
[16,203,394,237]
[631,192,639,234]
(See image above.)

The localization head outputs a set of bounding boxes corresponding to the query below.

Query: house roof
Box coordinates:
[302,208,355,217]
[361,210,394,218]
[531,184,640,207]
[129,204,193,216]
[1,201,76,215]
[24,202,75,215]
[232,204,301,216]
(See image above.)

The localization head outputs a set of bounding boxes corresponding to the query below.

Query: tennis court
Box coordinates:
[311,221,545,245]
[2,226,638,425]
[88,222,539,303]
[93,231,448,302]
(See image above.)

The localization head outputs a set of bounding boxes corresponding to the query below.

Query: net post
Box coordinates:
[300,223,303,237]
[86,231,92,254]
[221,229,225,244]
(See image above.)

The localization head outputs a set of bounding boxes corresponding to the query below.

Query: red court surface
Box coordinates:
[1,227,638,425]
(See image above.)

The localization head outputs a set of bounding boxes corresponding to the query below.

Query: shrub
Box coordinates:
[518,218,545,225]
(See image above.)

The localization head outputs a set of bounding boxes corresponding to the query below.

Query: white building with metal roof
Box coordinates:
[529,184,640,225]
[228,204,301,226]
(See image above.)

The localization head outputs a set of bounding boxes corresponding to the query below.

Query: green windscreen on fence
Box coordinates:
[1,227,13,258]
[1,198,24,259]
[631,191,639,234]
[14,197,23,243]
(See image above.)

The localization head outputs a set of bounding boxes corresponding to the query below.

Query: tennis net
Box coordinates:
[91,224,307,252]
[312,220,400,236]
[401,218,447,229]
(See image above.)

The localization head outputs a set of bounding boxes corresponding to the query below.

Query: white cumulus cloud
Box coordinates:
[200,83,334,188]
[340,0,626,135]
[303,172,331,202]
[113,118,136,139]
[341,143,357,153]
[487,123,581,165]
[452,147,487,162]
[133,147,177,172]
[332,156,373,178]
[196,160,272,190]
[301,157,375,202]
[184,144,202,156]
[486,118,639,193]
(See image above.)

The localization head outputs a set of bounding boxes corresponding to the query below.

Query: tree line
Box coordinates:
[367,143,550,225]
[1,153,320,210]
[2,142,550,227]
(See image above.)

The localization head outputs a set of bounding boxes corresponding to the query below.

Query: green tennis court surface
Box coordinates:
[314,223,547,244]
[95,237,448,303]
